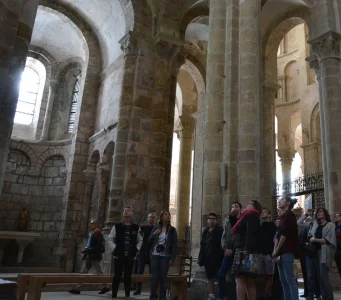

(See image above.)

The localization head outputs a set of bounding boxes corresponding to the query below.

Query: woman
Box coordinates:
[149,211,178,300]
[231,200,262,300]
[306,208,336,300]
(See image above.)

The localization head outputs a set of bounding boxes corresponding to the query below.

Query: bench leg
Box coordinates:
[17,275,29,300]
[171,281,187,300]
[27,277,43,300]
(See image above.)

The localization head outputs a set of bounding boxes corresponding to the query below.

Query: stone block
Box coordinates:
[10,183,29,195]
[43,186,55,197]
[6,162,17,172]
[54,186,65,197]
[23,176,39,185]
[5,174,18,183]
[45,178,53,185]
[16,166,29,175]
[28,221,43,231]
[53,177,66,185]
[29,186,43,196]
[53,159,65,167]
[30,212,41,221]
[43,222,55,231]
[41,213,52,221]
[45,167,60,177]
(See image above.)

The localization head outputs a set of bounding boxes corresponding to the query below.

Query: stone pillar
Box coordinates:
[309,30,341,216]
[262,80,280,208]
[306,55,330,209]
[96,164,109,227]
[176,116,194,240]
[0,0,39,191]
[40,80,57,141]
[203,0,226,216]
[106,32,139,227]
[238,0,261,203]
[277,148,296,193]
[81,169,96,235]
[301,142,322,174]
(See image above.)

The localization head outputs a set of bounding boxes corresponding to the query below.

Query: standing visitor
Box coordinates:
[231,200,262,300]
[149,211,178,300]
[272,196,299,300]
[108,206,143,300]
[218,202,242,300]
[259,208,277,300]
[198,213,224,300]
[68,219,109,295]
[334,213,341,278]
[306,208,336,300]
[272,216,283,300]
[134,212,157,295]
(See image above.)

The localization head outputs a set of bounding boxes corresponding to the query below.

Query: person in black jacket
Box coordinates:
[108,206,143,299]
[198,213,224,300]
[259,208,277,300]
[133,212,157,295]
[68,219,109,295]
[231,200,262,300]
[149,211,178,300]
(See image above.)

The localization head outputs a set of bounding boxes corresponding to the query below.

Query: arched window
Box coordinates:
[14,67,40,125]
[68,75,81,133]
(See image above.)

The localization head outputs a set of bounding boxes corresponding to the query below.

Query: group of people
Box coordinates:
[199,196,339,300]
[68,206,178,300]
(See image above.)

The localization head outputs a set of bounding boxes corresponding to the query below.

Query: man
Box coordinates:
[68,219,109,295]
[198,213,224,300]
[259,208,277,300]
[133,212,157,295]
[218,201,242,300]
[108,206,143,300]
[272,196,300,300]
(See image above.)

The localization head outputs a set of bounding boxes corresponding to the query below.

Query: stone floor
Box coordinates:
[38,289,341,299]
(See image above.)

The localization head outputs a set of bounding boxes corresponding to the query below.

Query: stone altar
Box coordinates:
[0,231,40,265]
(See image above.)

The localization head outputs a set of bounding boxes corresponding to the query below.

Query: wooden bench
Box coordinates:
[24,274,187,300]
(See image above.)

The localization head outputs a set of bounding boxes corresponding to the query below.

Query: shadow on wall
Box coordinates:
[0,150,66,267]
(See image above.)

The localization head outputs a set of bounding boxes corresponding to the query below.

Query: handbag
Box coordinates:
[305,242,318,257]
[231,250,262,275]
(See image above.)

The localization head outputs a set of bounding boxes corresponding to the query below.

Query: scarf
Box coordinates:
[232,209,260,234]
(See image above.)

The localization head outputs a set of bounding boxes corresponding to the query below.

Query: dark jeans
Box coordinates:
[335,249,341,278]
[135,254,151,293]
[218,255,235,300]
[112,256,135,297]
[277,253,299,300]
[299,251,308,295]
[306,256,320,300]
[320,263,334,300]
[150,255,170,300]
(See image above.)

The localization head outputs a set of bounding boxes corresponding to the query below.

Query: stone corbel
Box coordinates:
[263,79,281,103]
[308,30,341,62]
[178,116,195,138]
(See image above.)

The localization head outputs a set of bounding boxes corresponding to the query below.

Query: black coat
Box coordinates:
[85,229,105,261]
[198,225,224,267]
[233,212,260,253]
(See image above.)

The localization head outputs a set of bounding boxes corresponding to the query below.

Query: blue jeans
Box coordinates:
[150,255,170,300]
[277,253,299,300]
[306,256,320,300]
[135,254,151,293]
[218,255,235,300]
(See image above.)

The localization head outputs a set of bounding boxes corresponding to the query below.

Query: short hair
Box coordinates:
[262,207,271,215]
[232,201,242,209]
[125,205,132,210]
[148,212,157,218]
[250,200,262,213]
[89,219,99,225]
[282,195,297,209]
[315,207,331,222]
[208,213,218,219]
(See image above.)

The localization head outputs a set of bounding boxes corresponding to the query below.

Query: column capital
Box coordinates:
[277,148,296,164]
[308,30,341,62]
[178,116,195,138]
[119,31,140,56]
[97,163,110,180]
[263,80,281,103]
[153,35,184,60]
[306,55,320,75]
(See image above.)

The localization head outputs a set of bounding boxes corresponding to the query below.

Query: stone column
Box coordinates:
[262,80,280,208]
[277,148,296,193]
[106,32,139,226]
[96,164,109,227]
[309,30,341,215]
[0,0,39,191]
[40,80,57,141]
[306,55,330,209]
[81,169,96,235]
[176,116,194,240]
[203,0,226,216]
[301,143,322,174]
[238,0,261,203]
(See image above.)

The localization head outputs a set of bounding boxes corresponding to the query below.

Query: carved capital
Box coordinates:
[263,80,281,103]
[178,116,195,138]
[309,30,341,62]
[119,31,140,56]
[306,55,320,78]
[277,148,296,164]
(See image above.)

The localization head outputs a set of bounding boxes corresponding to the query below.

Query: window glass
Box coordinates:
[68,75,81,133]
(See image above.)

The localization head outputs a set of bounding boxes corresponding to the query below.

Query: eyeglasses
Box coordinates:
[208,217,217,220]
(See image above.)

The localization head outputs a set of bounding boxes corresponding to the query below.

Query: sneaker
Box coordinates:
[68,288,80,294]
[99,287,110,294]
[133,291,141,295]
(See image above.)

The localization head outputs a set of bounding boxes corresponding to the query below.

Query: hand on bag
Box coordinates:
[309,237,315,243]
[225,249,233,257]
[154,229,161,236]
